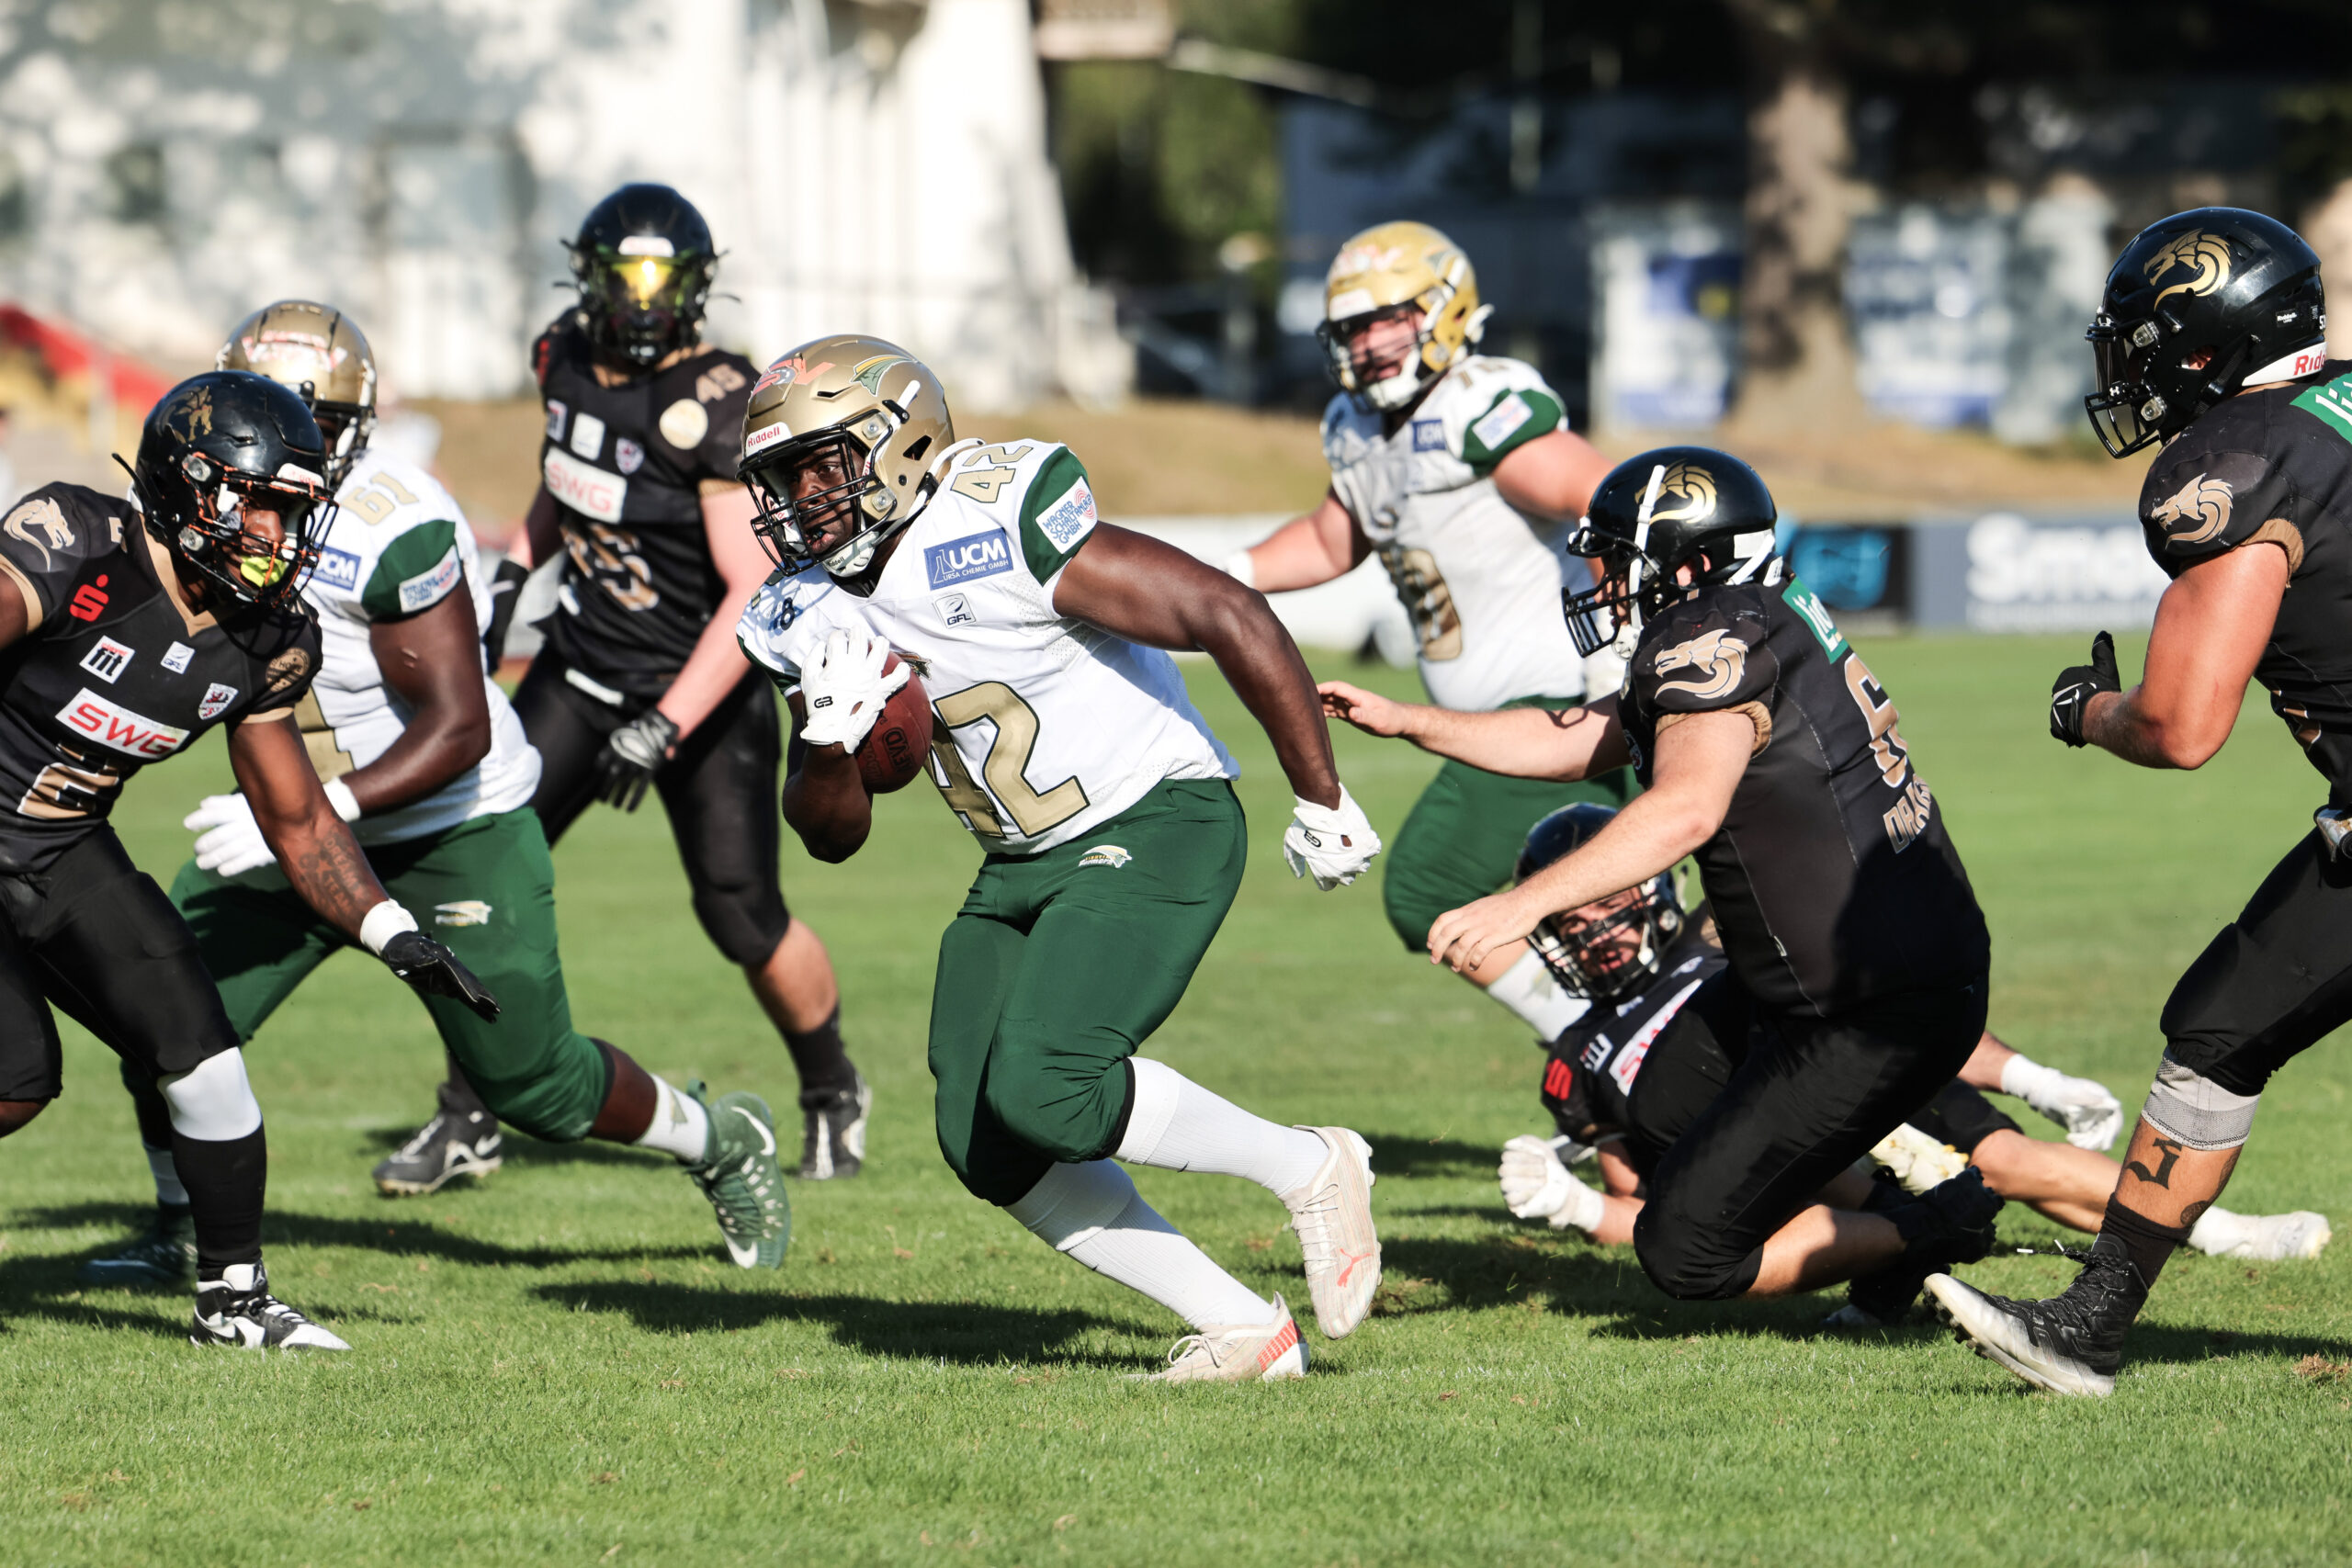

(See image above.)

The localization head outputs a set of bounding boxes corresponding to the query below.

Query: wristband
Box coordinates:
[322,776,362,822]
[1221,549,1257,591]
[359,900,420,956]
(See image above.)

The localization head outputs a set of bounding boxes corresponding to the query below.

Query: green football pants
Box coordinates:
[929,778,1245,1206]
[1382,744,1637,953]
[167,808,609,1143]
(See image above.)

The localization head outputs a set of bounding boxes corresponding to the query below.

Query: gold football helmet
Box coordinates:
[738,334,955,580]
[218,300,378,489]
[1319,220,1493,412]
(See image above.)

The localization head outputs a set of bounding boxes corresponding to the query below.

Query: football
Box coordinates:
[856,654,933,794]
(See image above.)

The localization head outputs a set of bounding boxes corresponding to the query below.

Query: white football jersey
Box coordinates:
[738,438,1236,857]
[1323,355,1587,712]
[300,447,540,845]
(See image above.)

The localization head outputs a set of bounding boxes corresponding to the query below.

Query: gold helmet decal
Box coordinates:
[1649,464,1718,525]
[1319,220,1493,411]
[851,353,911,395]
[2144,231,2233,310]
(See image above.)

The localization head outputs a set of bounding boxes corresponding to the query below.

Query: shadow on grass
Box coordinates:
[1362,1134,1499,1180]
[12,1201,713,1271]
[532,1280,1147,1368]
[353,1126,674,1173]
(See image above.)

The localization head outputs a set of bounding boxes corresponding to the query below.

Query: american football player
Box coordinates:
[390,183,871,1186]
[1227,221,1630,1043]
[1934,209,2352,1396]
[0,369,496,1348]
[78,303,788,1286]
[736,335,1384,1382]
[1326,447,2006,1307]
[1496,806,2330,1327]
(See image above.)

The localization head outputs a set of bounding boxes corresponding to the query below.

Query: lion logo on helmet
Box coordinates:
[1649,463,1718,525]
[2145,231,2233,310]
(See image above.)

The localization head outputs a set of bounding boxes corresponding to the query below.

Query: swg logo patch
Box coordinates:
[55,689,189,758]
[925,531,1012,589]
[1077,844,1132,869]
[1651,628,1749,702]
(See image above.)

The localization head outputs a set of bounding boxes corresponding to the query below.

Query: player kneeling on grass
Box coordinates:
[1494,806,2330,1325]
[0,370,497,1349]
[1327,448,2010,1310]
[736,336,1384,1382]
[78,304,788,1289]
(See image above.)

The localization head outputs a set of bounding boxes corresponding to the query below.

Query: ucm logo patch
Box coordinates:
[925,531,1012,589]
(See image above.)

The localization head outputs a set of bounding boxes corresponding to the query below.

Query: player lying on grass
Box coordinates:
[1491,806,2331,1325]
[0,370,495,1349]
[78,303,790,1288]
[1326,447,2009,1312]
[737,336,1384,1382]
[1934,208,2352,1396]
[1225,221,1629,1044]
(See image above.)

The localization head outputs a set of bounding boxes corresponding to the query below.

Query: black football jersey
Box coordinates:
[1616,567,1990,1014]
[532,315,756,694]
[0,483,321,872]
[2138,361,2352,800]
[1542,931,1725,1142]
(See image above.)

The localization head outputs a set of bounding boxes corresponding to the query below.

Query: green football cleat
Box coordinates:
[79,1203,198,1288]
[683,1082,791,1269]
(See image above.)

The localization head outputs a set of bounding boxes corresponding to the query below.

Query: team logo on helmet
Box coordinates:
[2145,231,2233,309]
[1652,628,1749,702]
[851,354,910,394]
[1649,464,1718,525]
[2150,471,2235,547]
[163,385,216,440]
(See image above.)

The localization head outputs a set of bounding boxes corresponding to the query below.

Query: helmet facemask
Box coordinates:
[128,452,330,611]
[571,242,715,369]
[307,400,375,491]
[1318,303,1432,412]
[743,413,920,581]
[1527,878,1684,1001]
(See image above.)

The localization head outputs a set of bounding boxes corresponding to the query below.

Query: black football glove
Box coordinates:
[379,930,500,1021]
[2049,630,2120,748]
[481,556,532,670]
[594,709,680,812]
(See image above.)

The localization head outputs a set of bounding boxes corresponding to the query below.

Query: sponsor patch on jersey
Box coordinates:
[56,688,191,758]
[616,437,645,475]
[545,400,568,442]
[1077,843,1132,869]
[1780,577,1847,660]
[938,592,975,627]
[198,682,239,720]
[79,636,134,683]
[2293,371,2352,441]
[570,411,606,460]
[1034,478,1098,553]
[925,530,1014,588]
[313,545,362,592]
[434,900,493,927]
[659,397,709,450]
[544,447,628,524]
[162,641,194,674]
[1410,419,1446,452]
[398,545,463,614]
[1607,976,1708,1095]
[1470,392,1533,451]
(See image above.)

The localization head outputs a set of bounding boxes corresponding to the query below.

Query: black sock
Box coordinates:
[172,1125,266,1275]
[2096,1198,2188,1292]
[786,1008,858,1102]
[439,1052,493,1122]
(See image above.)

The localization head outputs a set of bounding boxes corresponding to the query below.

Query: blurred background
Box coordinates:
[3,0,2350,649]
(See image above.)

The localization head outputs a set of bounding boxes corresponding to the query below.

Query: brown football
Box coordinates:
[856,654,933,795]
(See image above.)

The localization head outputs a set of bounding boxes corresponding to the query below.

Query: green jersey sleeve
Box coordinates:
[1016,447,1100,582]
[1461,385,1566,475]
[358,518,463,622]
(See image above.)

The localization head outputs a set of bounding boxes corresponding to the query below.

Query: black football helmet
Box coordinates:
[126,371,332,610]
[1516,804,1684,1001]
[1562,446,1779,657]
[2085,208,2328,458]
[566,183,718,369]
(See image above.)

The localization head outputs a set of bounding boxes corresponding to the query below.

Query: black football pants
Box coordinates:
[1624,968,1986,1301]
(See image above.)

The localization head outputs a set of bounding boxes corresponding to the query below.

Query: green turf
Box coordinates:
[3,633,2348,1567]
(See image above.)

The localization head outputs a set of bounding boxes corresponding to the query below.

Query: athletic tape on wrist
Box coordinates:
[359,900,420,956]
[322,776,362,822]
[1221,550,1256,591]
[2141,1055,2261,1151]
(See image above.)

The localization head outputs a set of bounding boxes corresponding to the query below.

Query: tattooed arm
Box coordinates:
[227,713,394,937]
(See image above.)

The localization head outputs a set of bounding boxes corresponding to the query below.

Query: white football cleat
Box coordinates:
[1149,1296,1308,1383]
[2191,1208,2332,1261]
[1870,1122,1969,1195]
[1282,1126,1381,1339]
[191,1264,350,1352]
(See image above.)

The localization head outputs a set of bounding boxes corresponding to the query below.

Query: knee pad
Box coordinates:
[157,1047,262,1142]
[2142,1054,2262,1152]
[690,876,789,967]
[1005,1159,1136,1252]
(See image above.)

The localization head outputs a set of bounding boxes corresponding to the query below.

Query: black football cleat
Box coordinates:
[78,1202,198,1288]
[372,1108,503,1196]
[797,1073,870,1180]
[191,1263,349,1351]
[1927,1230,2150,1398]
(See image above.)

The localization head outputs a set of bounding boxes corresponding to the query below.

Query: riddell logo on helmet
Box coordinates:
[1329,243,1404,278]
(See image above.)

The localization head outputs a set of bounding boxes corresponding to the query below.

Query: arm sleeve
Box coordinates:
[1016,447,1099,582]
[1630,606,1779,716]
[2140,446,2304,571]
[1461,383,1567,475]
[357,519,463,621]
[0,487,106,631]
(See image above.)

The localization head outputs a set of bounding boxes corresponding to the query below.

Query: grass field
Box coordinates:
[2,631,2348,1567]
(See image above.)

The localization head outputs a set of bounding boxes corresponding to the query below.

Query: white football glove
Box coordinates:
[2002,1055,2125,1151]
[1498,1134,1583,1228]
[186,792,277,877]
[1283,784,1381,891]
[797,626,910,752]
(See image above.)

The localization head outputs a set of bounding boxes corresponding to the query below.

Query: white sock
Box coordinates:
[2188,1205,2253,1256]
[1484,948,1589,1039]
[1009,1160,1276,1330]
[146,1143,189,1207]
[1116,1058,1327,1197]
[635,1077,711,1162]
[1997,1053,2063,1105]
[158,1048,263,1141]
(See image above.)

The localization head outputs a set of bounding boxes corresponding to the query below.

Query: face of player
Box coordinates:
[784,439,866,559]
[192,489,311,604]
[1555,886,1649,986]
[1337,308,1423,388]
